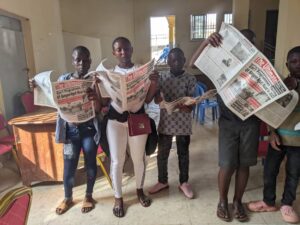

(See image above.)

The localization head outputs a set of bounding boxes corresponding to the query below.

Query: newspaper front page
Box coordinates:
[52,79,95,123]
[194,23,297,127]
[94,59,155,112]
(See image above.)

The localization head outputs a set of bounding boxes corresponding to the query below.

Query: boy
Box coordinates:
[148,48,196,199]
[99,37,158,217]
[189,29,260,222]
[30,46,101,215]
[248,46,300,224]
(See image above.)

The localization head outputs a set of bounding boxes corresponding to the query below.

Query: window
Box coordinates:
[190,13,216,40]
[224,13,233,25]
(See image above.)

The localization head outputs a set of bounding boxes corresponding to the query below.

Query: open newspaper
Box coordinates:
[33,71,95,123]
[194,22,298,128]
[160,89,218,114]
[85,59,155,112]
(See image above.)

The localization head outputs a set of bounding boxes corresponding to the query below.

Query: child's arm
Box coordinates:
[188,32,223,68]
[269,129,281,151]
[145,70,159,104]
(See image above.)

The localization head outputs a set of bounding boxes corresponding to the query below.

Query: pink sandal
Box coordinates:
[247,200,277,212]
[280,205,299,224]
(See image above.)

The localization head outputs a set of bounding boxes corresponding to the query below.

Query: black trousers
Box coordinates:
[263,145,300,206]
[157,133,190,184]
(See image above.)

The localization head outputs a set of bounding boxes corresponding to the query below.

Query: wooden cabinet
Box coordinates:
[9,109,63,186]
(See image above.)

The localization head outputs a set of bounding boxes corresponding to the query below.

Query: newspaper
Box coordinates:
[194,23,296,128]
[33,71,57,108]
[33,71,96,123]
[160,89,218,114]
[51,79,95,123]
[88,59,155,112]
[295,122,300,130]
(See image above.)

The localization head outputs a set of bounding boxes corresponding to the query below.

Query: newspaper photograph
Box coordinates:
[255,90,299,128]
[52,79,95,123]
[94,59,155,112]
[33,71,57,108]
[160,89,217,114]
[194,22,291,123]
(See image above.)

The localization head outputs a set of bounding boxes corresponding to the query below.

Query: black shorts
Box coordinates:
[218,117,260,168]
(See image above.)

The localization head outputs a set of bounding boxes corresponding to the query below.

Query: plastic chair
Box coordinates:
[257,122,269,165]
[0,186,32,225]
[193,83,219,124]
[0,113,19,172]
[20,91,38,114]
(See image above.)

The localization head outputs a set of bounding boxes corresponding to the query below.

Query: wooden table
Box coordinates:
[9,109,63,186]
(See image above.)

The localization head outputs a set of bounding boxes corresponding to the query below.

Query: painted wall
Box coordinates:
[59,0,134,63]
[133,0,232,64]
[63,32,102,71]
[0,0,66,76]
[275,0,300,76]
[249,0,279,51]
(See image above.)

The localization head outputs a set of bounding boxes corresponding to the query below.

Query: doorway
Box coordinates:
[0,14,29,119]
[150,16,175,63]
[263,10,278,65]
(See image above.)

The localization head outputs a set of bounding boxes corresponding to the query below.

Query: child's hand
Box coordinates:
[283,76,298,90]
[29,79,36,90]
[269,130,281,151]
[149,70,159,83]
[206,32,223,47]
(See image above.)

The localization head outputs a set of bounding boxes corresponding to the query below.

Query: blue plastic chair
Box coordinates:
[193,83,219,124]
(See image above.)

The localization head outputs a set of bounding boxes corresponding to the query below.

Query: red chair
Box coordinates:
[0,113,19,172]
[20,91,38,114]
[257,122,269,164]
[0,186,32,225]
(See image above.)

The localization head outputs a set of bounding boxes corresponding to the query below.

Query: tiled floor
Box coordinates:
[1,120,299,225]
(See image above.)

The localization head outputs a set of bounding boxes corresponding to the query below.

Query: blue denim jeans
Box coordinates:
[263,145,300,206]
[63,123,97,199]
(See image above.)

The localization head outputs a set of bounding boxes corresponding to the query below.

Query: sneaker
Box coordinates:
[148,182,169,194]
[178,182,194,199]
[247,200,277,212]
[280,205,299,224]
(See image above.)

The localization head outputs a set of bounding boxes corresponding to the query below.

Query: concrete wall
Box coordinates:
[249,0,279,51]
[59,0,134,63]
[133,0,232,64]
[0,0,66,76]
[275,0,300,76]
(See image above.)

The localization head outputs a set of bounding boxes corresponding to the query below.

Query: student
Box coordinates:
[99,37,158,217]
[247,46,300,224]
[148,48,196,199]
[30,46,101,215]
[189,29,260,222]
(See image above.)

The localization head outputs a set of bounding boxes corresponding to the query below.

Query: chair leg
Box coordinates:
[96,156,113,189]
[200,107,205,124]
[11,147,21,175]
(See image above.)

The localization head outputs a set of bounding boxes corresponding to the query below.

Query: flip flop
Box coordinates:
[148,183,169,194]
[233,202,248,222]
[81,196,95,213]
[217,202,231,222]
[138,194,152,207]
[56,199,74,215]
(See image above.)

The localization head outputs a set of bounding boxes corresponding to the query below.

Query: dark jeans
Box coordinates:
[157,134,190,184]
[263,145,300,206]
[63,124,97,199]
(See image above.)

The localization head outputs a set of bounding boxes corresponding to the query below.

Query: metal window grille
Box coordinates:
[224,13,233,25]
[191,13,216,40]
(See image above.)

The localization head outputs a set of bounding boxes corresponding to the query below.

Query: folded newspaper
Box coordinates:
[160,89,218,114]
[194,22,298,128]
[33,71,95,123]
[85,59,155,113]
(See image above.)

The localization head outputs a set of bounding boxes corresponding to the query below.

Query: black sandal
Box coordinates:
[217,201,231,222]
[137,188,151,207]
[233,201,248,222]
[113,198,125,218]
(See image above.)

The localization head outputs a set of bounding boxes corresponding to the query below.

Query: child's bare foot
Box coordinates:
[56,198,74,215]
